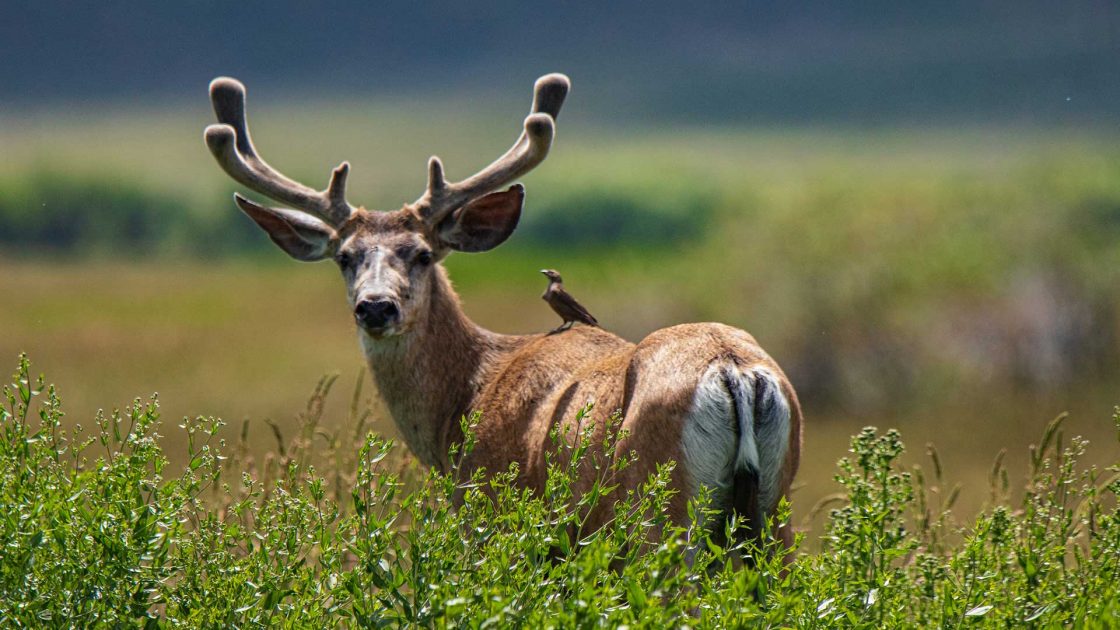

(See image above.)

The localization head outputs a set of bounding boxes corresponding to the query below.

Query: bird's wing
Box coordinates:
[554,289,598,325]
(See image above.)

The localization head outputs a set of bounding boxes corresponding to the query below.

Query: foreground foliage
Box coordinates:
[1,355,1117,627]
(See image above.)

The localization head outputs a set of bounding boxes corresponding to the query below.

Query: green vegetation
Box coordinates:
[2,356,1117,627]
[3,120,1119,539]
[0,170,280,257]
[4,113,1119,411]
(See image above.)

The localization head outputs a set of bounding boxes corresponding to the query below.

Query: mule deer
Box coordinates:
[204,74,802,552]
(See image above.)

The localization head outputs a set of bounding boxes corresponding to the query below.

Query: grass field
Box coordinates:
[2,259,1116,537]
[2,100,1120,623]
[2,103,1119,536]
[2,354,1117,625]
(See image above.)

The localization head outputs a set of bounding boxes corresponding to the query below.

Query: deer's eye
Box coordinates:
[416,250,433,266]
[336,251,355,268]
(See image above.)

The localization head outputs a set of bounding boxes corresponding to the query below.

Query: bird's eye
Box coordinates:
[416,250,433,266]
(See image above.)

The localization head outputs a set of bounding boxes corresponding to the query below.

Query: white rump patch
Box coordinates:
[681,363,791,520]
[681,364,740,512]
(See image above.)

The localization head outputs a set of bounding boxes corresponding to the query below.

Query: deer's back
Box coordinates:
[464,322,801,527]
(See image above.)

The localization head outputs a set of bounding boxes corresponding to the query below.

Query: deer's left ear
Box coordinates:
[436,184,524,253]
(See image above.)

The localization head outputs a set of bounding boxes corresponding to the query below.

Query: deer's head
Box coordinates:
[204,74,569,339]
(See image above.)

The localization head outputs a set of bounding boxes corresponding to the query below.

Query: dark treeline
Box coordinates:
[0,170,707,257]
[3,1,1118,124]
[0,172,258,258]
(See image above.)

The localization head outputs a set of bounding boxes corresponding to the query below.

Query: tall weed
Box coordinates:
[1,355,1116,627]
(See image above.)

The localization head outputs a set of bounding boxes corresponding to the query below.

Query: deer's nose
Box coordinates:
[354,298,400,330]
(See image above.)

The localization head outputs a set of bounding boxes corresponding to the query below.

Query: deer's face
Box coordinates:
[204,74,567,340]
[229,184,525,342]
[334,211,439,338]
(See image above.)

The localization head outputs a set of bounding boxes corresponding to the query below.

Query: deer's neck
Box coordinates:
[359,266,512,470]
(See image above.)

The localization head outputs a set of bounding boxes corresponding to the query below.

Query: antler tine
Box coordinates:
[419,73,570,223]
[531,73,570,120]
[204,77,353,226]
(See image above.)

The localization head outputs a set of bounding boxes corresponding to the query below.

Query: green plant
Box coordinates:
[1,354,1117,627]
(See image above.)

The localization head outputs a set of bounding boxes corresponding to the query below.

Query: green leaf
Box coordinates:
[965,605,993,617]
[444,597,468,617]
[624,577,647,610]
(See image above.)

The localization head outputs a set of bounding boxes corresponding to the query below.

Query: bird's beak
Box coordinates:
[539,269,548,275]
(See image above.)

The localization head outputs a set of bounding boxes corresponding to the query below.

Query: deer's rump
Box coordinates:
[465,323,801,533]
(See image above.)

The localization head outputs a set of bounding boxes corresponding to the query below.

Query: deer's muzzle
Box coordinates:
[354,298,401,331]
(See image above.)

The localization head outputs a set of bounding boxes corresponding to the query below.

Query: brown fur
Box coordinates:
[351,252,802,541]
[205,73,803,555]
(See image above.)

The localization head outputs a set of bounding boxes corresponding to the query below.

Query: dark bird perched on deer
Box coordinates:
[541,269,599,333]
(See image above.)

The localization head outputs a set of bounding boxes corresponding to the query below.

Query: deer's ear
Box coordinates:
[234,194,338,261]
[437,185,524,253]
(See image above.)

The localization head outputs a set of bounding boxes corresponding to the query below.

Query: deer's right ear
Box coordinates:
[234,194,339,261]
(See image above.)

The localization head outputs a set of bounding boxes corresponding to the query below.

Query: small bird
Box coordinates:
[540,269,599,333]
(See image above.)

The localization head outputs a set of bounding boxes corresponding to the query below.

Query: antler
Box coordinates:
[204,77,353,226]
[417,73,570,224]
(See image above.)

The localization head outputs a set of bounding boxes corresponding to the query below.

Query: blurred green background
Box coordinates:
[2,2,1118,527]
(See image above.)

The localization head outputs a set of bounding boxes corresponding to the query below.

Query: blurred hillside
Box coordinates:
[1,112,1118,413]
[3,1,1118,123]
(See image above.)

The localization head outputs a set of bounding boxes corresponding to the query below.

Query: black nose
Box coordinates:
[354,299,400,329]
